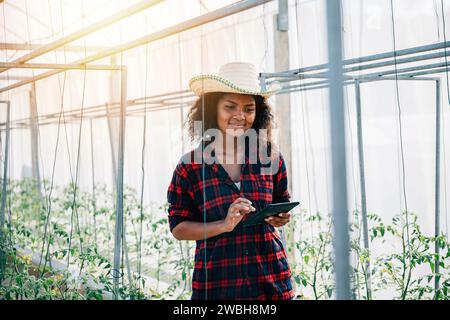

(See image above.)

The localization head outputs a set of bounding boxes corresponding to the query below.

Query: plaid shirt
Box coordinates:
[167,144,294,300]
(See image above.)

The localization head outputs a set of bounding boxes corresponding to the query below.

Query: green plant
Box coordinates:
[373,212,450,300]
[293,211,334,299]
[1,178,448,300]
[292,208,450,300]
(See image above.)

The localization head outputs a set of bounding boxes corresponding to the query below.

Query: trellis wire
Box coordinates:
[66,0,88,281]
[390,0,414,300]
[341,0,371,299]
[137,13,151,295]
[294,3,324,295]
[36,0,71,277]
[200,0,208,299]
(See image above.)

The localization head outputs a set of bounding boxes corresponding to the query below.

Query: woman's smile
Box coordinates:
[228,122,246,129]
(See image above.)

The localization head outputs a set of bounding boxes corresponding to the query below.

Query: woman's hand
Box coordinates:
[265,212,291,228]
[222,197,255,232]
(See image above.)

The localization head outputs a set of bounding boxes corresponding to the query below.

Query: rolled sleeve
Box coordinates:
[167,163,196,232]
[272,152,291,204]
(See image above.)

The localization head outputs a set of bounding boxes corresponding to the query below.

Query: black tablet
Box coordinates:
[242,201,300,226]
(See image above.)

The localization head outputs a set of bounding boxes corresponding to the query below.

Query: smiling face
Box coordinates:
[216,93,256,137]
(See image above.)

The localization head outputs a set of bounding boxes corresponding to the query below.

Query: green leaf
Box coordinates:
[327,288,333,298]
[304,255,310,264]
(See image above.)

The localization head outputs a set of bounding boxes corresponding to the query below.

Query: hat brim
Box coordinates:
[189,74,281,98]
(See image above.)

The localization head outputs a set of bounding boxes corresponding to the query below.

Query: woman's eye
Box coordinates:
[245,108,255,113]
[225,105,235,110]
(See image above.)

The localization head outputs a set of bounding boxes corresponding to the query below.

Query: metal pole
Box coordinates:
[180,104,185,154]
[89,118,98,247]
[0,101,10,229]
[0,100,10,280]
[434,79,441,297]
[259,74,267,91]
[273,0,295,273]
[29,82,42,198]
[111,55,133,292]
[354,80,372,299]
[107,55,120,189]
[112,68,127,299]
[123,217,133,294]
[106,103,118,189]
[326,0,351,300]
[277,0,288,31]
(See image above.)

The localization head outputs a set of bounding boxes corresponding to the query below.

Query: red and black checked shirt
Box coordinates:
[167,144,294,300]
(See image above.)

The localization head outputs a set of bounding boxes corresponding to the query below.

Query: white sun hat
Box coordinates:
[188,62,281,98]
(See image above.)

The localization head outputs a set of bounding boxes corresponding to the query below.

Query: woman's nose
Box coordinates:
[233,108,245,120]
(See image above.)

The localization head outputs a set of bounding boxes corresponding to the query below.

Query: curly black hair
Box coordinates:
[186,92,275,145]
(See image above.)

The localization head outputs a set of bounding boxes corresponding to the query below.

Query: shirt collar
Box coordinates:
[198,141,255,167]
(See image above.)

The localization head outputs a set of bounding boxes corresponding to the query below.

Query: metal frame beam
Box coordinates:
[265,53,450,85]
[434,80,441,297]
[0,62,122,71]
[354,80,371,299]
[326,0,350,300]
[0,75,33,81]
[0,89,196,129]
[261,41,450,77]
[29,83,42,198]
[3,39,447,130]
[0,42,113,52]
[0,0,273,94]
[112,68,127,300]
[0,0,163,75]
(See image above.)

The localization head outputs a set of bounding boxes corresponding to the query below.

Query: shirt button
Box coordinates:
[244,250,249,255]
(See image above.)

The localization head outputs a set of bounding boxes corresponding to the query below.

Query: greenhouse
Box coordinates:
[0,0,449,301]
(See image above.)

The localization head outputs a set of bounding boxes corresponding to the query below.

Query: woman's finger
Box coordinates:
[266,216,290,223]
[265,216,290,227]
[231,203,251,211]
[232,203,255,214]
[277,212,291,218]
[233,197,252,205]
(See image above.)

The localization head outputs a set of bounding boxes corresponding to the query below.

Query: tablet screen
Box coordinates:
[243,201,300,226]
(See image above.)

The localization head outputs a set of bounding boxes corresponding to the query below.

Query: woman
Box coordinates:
[167,62,294,300]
